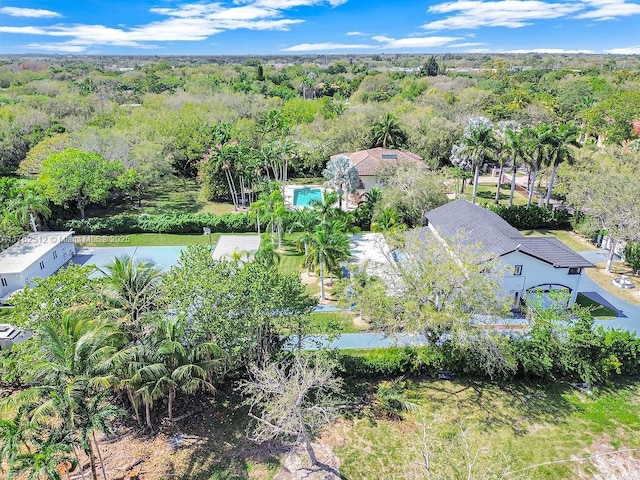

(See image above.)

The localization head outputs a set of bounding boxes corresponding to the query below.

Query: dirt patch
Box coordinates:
[574,440,640,480]
[274,444,341,480]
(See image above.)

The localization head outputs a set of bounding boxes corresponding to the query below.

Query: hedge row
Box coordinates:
[53,212,258,235]
[336,324,640,385]
[488,204,572,230]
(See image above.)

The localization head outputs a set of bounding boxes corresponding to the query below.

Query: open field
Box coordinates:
[328,378,640,480]
[38,378,640,480]
[85,179,235,218]
[520,229,597,253]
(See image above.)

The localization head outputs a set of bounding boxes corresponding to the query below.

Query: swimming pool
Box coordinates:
[292,187,323,207]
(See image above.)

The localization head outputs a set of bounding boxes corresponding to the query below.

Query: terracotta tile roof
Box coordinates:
[330,148,423,177]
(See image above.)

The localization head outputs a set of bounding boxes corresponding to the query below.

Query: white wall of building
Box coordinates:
[501,251,585,306]
[357,175,379,193]
[0,238,75,300]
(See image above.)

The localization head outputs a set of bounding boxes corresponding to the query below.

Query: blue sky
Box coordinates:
[1,1,639,55]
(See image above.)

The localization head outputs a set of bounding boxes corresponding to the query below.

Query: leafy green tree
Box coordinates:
[38,148,124,219]
[371,113,408,149]
[6,186,51,232]
[624,242,640,275]
[371,207,402,233]
[322,155,360,209]
[419,55,440,77]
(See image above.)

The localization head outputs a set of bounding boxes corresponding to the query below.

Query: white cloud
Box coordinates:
[373,35,463,48]
[0,0,336,51]
[504,48,595,53]
[282,41,372,51]
[0,6,61,18]
[424,1,582,30]
[346,31,365,35]
[605,45,640,54]
[576,0,640,19]
[447,42,487,47]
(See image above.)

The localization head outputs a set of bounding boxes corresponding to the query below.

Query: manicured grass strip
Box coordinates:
[576,293,618,318]
[310,311,365,334]
[75,233,221,247]
[471,183,529,206]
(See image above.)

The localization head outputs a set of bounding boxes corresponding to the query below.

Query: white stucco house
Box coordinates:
[330,148,424,195]
[0,231,75,303]
[423,200,594,308]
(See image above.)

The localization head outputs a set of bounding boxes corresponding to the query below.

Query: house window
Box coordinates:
[39,261,45,270]
[514,265,523,276]
[568,267,582,275]
[0,278,7,287]
[53,250,58,260]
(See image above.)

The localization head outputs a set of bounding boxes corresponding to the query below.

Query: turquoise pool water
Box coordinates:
[293,187,322,207]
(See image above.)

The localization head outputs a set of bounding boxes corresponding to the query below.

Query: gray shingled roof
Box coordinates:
[424,200,594,269]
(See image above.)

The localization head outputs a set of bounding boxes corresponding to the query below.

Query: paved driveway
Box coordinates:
[211,234,260,260]
[578,250,640,332]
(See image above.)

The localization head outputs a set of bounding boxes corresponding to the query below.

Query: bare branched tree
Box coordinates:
[240,354,343,467]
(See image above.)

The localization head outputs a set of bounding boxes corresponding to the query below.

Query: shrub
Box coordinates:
[488,204,571,230]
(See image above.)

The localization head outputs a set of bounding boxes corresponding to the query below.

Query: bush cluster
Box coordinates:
[488,204,572,229]
[54,212,258,234]
[337,321,640,386]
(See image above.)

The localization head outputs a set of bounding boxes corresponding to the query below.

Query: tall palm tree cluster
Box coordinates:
[451,117,579,206]
[199,110,296,209]
[0,250,315,479]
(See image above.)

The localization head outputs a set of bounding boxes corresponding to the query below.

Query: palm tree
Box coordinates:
[371,113,408,148]
[322,155,360,209]
[19,314,123,480]
[8,431,75,480]
[544,123,578,207]
[494,121,520,205]
[288,209,320,257]
[371,207,401,233]
[0,419,29,473]
[451,117,498,204]
[305,220,351,301]
[148,318,219,421]
[254,238,281,268]
[99,255,163,339]
[503,128,525,207]
[310,190,339,222]
[522,124,553,207]
[249,198,268,235]
[8,187,51,232]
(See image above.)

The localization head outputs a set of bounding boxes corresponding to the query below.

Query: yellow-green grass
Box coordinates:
[587,261,640,306]
[329,378,640,480]
[461,183,529,206]
[520,229,597,253]
[575,293,618,318]
[75,233,221,247]
[310,311,366,334]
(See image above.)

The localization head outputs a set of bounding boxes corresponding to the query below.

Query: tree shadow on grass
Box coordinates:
[166,388,287,480]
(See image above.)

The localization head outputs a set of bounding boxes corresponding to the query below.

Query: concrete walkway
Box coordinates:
[211,234,261,260]
[578,250,640,332]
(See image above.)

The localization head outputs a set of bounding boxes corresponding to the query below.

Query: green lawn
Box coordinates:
[330,378,640,480]
[520,229,597,253]
[576,292,618,318]
[75,233,221,247]
[310,311,366,334]
[86,179,235,217]
[472,182,529,205]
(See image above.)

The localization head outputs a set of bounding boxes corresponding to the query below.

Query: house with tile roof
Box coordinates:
[423,200,594,308]
[330,148,424,194]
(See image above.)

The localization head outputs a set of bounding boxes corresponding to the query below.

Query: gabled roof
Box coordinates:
[331,148,423,176]
[424,200,594,269]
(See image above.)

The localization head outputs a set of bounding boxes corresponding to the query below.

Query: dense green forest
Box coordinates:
[2,53,640,479]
